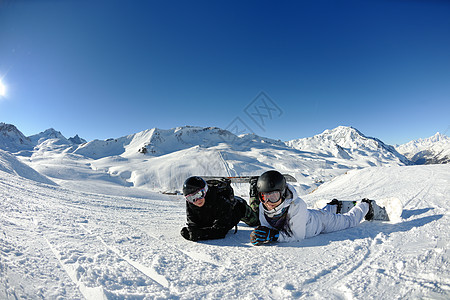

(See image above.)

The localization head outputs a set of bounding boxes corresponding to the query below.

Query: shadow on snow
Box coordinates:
[199,212,443,248]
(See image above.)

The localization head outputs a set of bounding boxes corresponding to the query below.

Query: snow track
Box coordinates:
[79,223,170,289]
[1,164,449,299]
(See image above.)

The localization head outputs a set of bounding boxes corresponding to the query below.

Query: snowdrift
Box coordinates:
[0,149,55,185]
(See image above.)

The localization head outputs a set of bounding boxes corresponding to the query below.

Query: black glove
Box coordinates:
[250,226,279,246]
[181,227,219,241]
[180,227,191,240]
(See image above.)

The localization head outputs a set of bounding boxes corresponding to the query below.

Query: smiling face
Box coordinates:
[262,198,283,210]
[260,190,283,210]
[192,197,206,207]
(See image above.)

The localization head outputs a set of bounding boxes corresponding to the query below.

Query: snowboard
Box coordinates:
[201,174,297,183]
[314,197,403,222]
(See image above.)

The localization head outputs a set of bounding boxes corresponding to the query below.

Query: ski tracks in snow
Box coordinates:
[298,232,390,298]
[35,218,171,299]
[79,223,170,289]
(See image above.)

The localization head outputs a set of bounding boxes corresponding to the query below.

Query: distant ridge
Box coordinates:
[396,132,450,164]
[286,126,409,165]
[3,122,448,194]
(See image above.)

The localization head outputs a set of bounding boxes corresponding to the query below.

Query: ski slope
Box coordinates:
[1,164,449,299]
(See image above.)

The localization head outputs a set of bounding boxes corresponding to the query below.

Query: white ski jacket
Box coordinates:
[259,184,369,242]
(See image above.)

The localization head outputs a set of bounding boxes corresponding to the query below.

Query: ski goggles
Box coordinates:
[185,187,207,204]
[259,191,282,204]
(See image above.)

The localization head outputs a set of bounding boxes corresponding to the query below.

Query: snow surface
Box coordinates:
[1,157,449,299]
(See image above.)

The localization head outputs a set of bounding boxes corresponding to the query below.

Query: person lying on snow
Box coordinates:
[181,176,259,241]
[249,170,374,246]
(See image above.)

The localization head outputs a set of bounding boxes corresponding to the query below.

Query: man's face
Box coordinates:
[192,197,206,207]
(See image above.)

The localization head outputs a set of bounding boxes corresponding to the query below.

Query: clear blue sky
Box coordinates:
[1,0,449,145]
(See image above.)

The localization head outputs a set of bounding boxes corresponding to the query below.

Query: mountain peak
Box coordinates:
[28,128,69,145]
[430,132,448,143]
[0,122,33,152]
[68,134,87,144]
[287,126,408,165]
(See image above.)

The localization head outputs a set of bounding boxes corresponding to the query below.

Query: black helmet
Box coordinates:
[183,176,207,196]
[257,170,286,194]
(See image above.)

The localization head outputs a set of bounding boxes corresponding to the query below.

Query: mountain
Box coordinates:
[0,122,34,152]
[68,134,87,144]
[286,126,410,166]
[53,125,407,194]
[28,128,72,145]
[2,123,412,194]
[72,126,284,160]
[396,132,450,164]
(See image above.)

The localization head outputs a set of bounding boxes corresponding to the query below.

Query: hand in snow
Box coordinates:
[250,226,279,246]
[180,227,204,241]
[181,227,191,240]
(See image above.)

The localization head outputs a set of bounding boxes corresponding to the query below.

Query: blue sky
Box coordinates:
[0,0,449,145]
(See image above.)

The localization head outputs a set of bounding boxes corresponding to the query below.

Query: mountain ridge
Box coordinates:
[395,132,450,164]
[2,122,447,194]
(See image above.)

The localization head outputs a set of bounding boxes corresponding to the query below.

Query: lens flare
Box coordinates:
[0,81,6,97]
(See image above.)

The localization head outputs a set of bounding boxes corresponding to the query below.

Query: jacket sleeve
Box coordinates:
[210,195,236,231]
[277,199,309,242]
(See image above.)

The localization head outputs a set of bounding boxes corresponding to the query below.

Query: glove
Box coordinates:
[181,227,203,241]
[250,226,279,246]
[180,227,191,240]
[181,227,219,241]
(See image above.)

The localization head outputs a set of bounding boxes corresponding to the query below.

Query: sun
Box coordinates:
[0,81,6,97]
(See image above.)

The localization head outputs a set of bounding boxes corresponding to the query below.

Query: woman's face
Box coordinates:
[263,198,283,210]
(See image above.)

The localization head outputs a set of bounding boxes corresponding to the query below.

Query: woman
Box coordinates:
[250,170,372,246]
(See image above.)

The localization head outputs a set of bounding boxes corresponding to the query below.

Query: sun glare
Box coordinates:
[0,81,6,97]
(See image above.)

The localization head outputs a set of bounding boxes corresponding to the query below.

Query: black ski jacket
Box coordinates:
[183,185,244,241]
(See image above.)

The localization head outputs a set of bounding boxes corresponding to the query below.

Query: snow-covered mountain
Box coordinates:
[29,128,71,145]
[72,126,250,159]
[29,128,87,146]
[0,122,34,151]
[286,126,409,166]
[3,124,409,195]
[6,122,441,194]
[68,134,87,144]
[396,132,450,164]
[0,123,87,153]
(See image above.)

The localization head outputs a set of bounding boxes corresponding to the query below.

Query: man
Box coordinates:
[181,176,259,241]
[250,170,373,246]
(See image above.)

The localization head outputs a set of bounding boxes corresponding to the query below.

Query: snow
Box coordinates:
[1,123,449,299]
[1,154,449,298]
